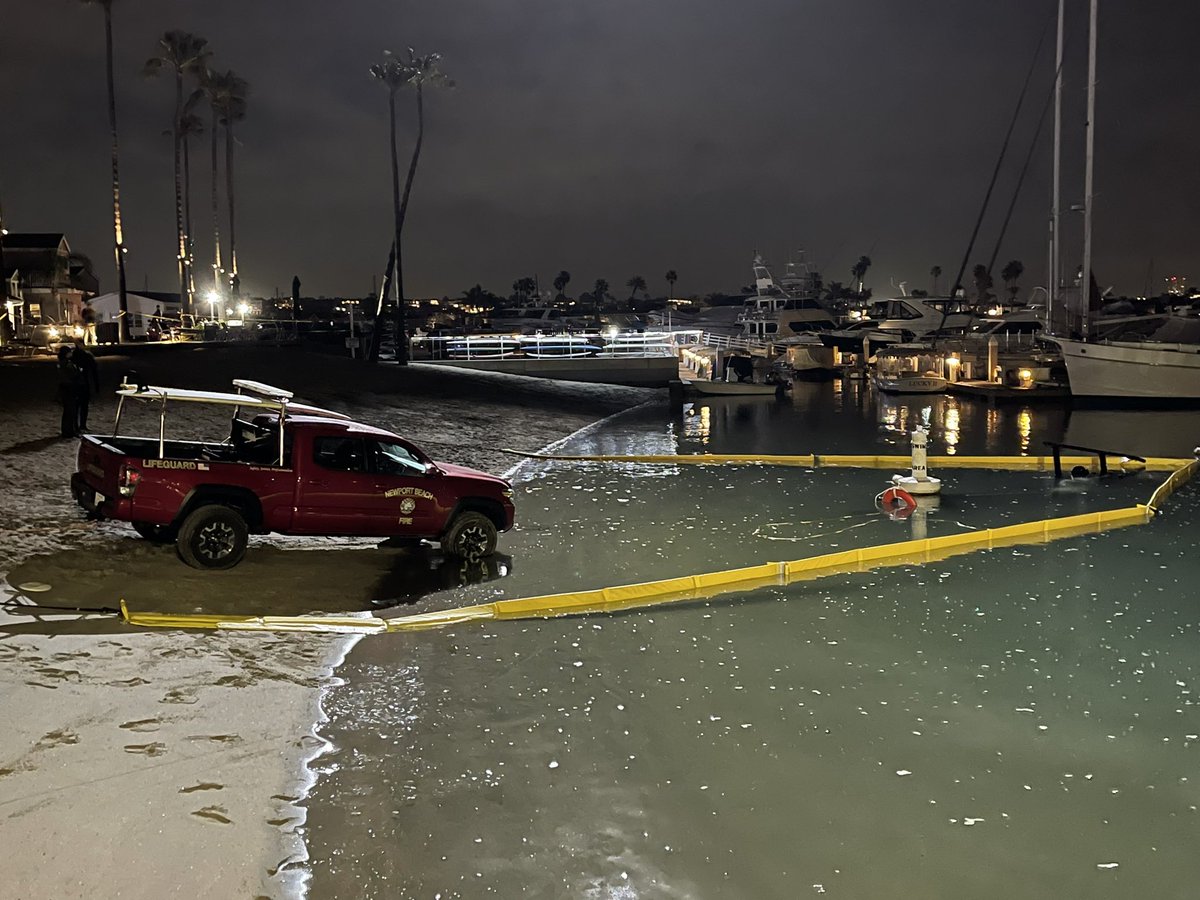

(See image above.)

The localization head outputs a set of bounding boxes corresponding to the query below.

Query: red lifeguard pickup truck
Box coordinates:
[71,379,515,569]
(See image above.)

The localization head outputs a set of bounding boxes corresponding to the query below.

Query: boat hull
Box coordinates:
[875,375,947,394]
[683,379,784,396]
[1053,337,1200,402]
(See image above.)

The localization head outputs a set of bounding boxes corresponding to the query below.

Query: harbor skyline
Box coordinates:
[2,0,1197,300]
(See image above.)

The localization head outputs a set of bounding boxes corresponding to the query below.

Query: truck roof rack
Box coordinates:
[114,384,351,420]
[232,379,294,401]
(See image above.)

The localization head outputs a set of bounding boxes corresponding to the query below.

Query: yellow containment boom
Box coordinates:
[503,449,1193,472]
[381,504,1151,632]
[117,455,1197,635]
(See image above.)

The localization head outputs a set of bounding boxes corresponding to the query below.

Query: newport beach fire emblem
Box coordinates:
[399,498,416,514]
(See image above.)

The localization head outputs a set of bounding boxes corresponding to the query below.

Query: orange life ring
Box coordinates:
[879,486,917,513]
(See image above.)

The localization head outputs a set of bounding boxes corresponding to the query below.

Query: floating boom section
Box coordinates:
[118,454,1197,635]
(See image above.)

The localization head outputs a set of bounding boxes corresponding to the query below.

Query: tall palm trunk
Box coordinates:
[391,83,428,366]
[225,117,238,297]
[387,86,407,365]
[182,132,195,307]
[366,241,395,363]
[209,104,222,294]
[173,69,189,317]
[103,5,130,342]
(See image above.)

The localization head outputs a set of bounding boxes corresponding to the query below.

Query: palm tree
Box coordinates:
[553,270,571,301]
[626,275,646,301]
[144,31,209,319]
[593,278,609,307]
[79,0,130,341]
[665,269,678,299]
[929,265,942,296]
[851,256,871,293]
[1000,259,1025,304]
[972,263,994,305]
[369,48,454,366]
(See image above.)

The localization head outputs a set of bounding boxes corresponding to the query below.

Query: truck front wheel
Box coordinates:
[176,505,249,569]
[442,511,497,561]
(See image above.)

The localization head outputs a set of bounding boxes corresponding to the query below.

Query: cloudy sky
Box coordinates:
[2,0,1197,300]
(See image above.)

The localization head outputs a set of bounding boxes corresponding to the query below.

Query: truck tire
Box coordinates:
[176,505,249,570]
[133,521,178,544]
[442,511,497,561]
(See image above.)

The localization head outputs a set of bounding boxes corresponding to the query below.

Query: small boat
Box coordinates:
[876,373,948,394]
[874,345,949,394]
[683,378,787,396]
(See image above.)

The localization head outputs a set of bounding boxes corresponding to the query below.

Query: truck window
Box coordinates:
[313,436,366,473]
[368,440,429,476]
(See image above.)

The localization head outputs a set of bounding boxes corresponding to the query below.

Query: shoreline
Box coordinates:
[287,400,653,897]
[0,345,660,898]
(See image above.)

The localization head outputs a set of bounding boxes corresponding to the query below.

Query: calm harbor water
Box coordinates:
[302,383,1200,899]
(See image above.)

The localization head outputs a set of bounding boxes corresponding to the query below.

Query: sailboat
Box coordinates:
[1049,0,1200,403]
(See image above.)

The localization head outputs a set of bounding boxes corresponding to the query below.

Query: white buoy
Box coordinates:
[892,428,942,496]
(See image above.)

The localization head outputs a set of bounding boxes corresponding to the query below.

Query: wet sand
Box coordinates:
[0,344,656,899]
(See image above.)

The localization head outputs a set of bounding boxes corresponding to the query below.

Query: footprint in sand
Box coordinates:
[159,688,199,705]
[35,730,80,750]
[124,742,167,757]
[179,783,224,794]
[187,734,242,745]
[106,676,151,687]
[191,806,232,825]
[119,718,161,733]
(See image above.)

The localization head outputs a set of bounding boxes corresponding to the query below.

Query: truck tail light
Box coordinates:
[118,464,142,497]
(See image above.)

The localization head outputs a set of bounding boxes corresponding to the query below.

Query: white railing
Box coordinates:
[411,330,686,361]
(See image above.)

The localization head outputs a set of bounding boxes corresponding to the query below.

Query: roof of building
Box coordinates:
[3,233,67,250]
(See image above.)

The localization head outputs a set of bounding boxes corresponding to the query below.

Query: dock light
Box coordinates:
[236,302,249,317]
[48,326,60,340]
[1018,368,1034,387]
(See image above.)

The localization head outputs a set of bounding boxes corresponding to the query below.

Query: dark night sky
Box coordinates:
[2,0,1197,300]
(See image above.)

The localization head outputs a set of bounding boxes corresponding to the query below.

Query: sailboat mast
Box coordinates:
[1050,0,1064,333]
[1081,0,1098,340]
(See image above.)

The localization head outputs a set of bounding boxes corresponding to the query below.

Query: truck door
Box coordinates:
[293,436,388,535]
[363,439,445,535]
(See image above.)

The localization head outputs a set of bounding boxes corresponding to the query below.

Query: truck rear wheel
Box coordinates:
[133,521,178,544]
[442,511,497,561]
[176,505,249,570]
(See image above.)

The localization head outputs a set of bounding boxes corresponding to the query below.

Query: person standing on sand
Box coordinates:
[56,345,82,438]
[71,339,100,433]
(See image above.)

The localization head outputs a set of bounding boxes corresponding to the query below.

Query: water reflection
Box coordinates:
[672,380,1073,456]
[371,546,512,610]
[1017,407,1033,454]
[944,404,961,454]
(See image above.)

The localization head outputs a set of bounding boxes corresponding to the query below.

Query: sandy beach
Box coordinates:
[0,343,656,899]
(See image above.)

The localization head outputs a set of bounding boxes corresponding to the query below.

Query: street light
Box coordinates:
[205,291,220,322]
